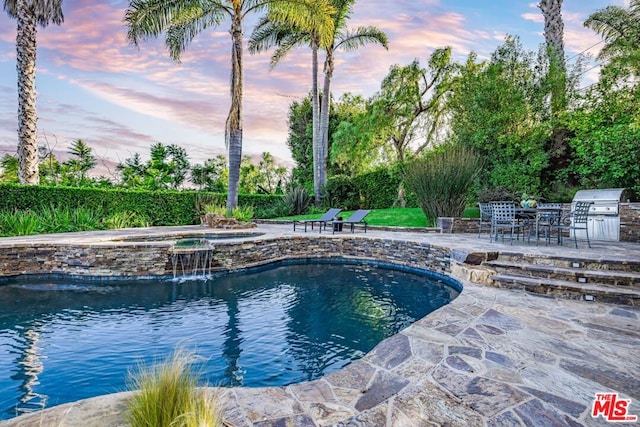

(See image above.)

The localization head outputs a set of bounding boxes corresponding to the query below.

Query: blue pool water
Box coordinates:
[0,260,460,420]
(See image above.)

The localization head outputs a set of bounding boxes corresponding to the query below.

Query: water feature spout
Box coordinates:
[169,240,215,278]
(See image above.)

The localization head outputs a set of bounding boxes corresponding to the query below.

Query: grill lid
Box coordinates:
[572,188,625,203]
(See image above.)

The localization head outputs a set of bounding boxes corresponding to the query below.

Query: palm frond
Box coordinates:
[331,0,355,34]
[34,0,64,26]
[124,0,228,61]
[265,0,335,48]
[584,6,631,43]
[4,0,64,25]
[336,26,389,52]
[248,16,299,53]
[269,35,306,67]
[165,5,226,61]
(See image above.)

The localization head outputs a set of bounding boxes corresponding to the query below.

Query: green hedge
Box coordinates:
[0,184,283,225]
[324,166,418,210]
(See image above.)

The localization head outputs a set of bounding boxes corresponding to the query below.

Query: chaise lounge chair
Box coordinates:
[328,209,371,234]
[293,208,342,232]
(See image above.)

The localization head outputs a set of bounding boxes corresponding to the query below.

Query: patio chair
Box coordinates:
[329,209,371,234]
[534,203,563,246]
[293,208,342,232]
[557,201,593,248]
[478,202,493,237]
[489,201,530,244]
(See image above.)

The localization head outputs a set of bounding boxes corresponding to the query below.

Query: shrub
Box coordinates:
[404,144,483,224]
[71,207,103,231]
[283,187,312,215]
[126,350,223,427]
[322,175,359,210]
[353,167,400,209]
[229,206,254,222]
[477,187,519,203]
[0,210,40,236]
[38,205,75,233]
[103,211,150,229]
[202,204,228,216]
[202,204,254,222]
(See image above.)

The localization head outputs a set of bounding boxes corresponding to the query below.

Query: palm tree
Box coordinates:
[125,0,333,210]
[3,0,64,185]
[249,17,325,203]
[584,0,640,76]
[249,0,387,201]
[318,0,388,189]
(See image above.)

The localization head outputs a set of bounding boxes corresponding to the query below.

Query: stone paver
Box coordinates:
[1,224,639,426]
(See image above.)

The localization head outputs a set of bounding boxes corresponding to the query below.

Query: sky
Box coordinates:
[0,0,623,179]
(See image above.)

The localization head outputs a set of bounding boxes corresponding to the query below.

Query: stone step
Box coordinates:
[485,260,640,288]
[490,273,640,306]
[495,252,640,274]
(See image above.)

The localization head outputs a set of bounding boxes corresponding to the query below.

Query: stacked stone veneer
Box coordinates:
[439,202,640,242]
[620,203,640,242]
[0,243,172,277]
[0,237,451,278]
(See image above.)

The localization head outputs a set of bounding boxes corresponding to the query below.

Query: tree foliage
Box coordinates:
[117,143,190,190]
[584,0,640,79]
[332,49,454,169]
[448,37,550,196]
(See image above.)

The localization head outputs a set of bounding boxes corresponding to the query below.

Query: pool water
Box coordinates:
[0,261,460,420]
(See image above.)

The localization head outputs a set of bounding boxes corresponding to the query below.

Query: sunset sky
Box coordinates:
[0,0,618,178]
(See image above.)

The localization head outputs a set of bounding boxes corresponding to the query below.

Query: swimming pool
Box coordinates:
[0,259,460,420]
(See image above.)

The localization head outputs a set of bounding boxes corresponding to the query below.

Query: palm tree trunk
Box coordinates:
[311,38,321,205]
[539,0,572,185]
[226,16,243,211]
[16,0,40,185]
[319,48,333,189]
[539,0,566,114]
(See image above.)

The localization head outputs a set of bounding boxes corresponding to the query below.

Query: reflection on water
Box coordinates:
[0,261,460,420]
[12,326,46,414]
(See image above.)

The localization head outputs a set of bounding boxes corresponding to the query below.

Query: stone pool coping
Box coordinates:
[1,224,639,426]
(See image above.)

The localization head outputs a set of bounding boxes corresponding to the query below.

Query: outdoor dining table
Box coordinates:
[515,206,565,245]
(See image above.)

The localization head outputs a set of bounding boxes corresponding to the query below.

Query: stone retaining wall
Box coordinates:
[0,243,171,278]
[210,237,451,274]
[0,237,452,278]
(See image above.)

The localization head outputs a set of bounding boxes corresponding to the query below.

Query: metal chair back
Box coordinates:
[490,201,517,225]
[477,202,493,237]
[571,201,592,226]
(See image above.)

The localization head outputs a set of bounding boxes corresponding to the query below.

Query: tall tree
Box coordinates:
[318,0,388,190]
[539,0,573,186]
[250,0,386,203]
[249,15,329,204]
[63,138,96,186]
[366,50,453,164]
[125,0,333,210]
[539,0,566,113]
[191,155,228,192]
[449,37,549,195]
[3,0,64,184]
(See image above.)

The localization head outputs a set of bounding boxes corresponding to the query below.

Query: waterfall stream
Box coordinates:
[169,240,215,277]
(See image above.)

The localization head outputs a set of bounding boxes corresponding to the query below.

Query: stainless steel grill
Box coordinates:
[572,188,625,241]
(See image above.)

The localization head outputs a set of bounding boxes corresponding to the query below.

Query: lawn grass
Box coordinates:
[276,208,430,228]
